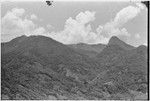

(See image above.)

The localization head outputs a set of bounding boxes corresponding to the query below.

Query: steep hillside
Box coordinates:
[93,36,147,99]
[108,36,135,50]
[1,35,147,100]
[1,35,102,100]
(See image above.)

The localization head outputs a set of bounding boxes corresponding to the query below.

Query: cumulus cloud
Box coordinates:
[2,8,47,41]
[2,3,144,44]
[2,8,35,38]
[75,11,96,24]
[96,25,103,34]
[98,4,144,39]
[143,42,147,46]
[114,6,142,27]
[30,14,38,20]
[135,33,141,39]
[48,3,144,44]
[136,3,145,10]
[49,11,109,44]
[10,8,25,17]
[25,27,46,36]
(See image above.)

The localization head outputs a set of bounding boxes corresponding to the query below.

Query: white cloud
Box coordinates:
[2,8,47,41]
[30,14,38,20]
[114,6,141,27]
[48,4,143,44]
[136,3,145,10]
[2,4,144,45]
[100,21,130,39]
[75,11,96,24]
[49,11,109,44]
[2,8,35,38]
[135,33,140,39]
[98,4,144,40]
[96,25,103,34]
[111,28,130,37]
[26,27,46,36]
[11,8,25,17]
[143,42,147,46]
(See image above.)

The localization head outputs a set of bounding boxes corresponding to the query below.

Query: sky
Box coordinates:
[1,0,148,46]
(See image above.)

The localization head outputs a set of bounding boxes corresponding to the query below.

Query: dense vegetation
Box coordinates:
[1,35,147,100]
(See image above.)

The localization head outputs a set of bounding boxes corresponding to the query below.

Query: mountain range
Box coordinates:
[1,35,147,100]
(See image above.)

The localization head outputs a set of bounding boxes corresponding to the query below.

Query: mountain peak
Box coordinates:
[136,45,147,52]
[108,36,123,45]
[108,36,135,50]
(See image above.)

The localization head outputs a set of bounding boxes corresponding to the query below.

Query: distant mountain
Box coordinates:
[68,43,106,57]
[1,35,147,100]
[94,36,147,97]
[68,36,135,58]
[1,35,102,100]
[97,36,147,72]
[108,36,135,50]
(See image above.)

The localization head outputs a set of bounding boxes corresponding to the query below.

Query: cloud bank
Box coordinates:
[2,3,145,44]
[49,3,144,44]
[49,11,108,44]
[1,8,47,42]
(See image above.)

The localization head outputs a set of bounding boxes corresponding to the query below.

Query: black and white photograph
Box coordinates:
[1,0,149,100]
